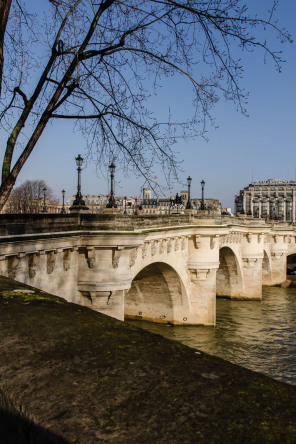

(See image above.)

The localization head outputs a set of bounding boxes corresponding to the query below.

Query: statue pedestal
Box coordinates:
[69,205,89,214]
[102,208,120,214]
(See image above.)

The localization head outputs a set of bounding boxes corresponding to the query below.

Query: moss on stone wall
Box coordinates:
[0,275,296,443]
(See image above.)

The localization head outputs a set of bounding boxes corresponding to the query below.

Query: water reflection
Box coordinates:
[126,286,296,385]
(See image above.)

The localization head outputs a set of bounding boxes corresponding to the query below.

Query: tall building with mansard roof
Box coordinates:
[234,179,296,222]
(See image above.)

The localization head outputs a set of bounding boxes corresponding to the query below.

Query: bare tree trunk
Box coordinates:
[0,0,12,97]
[0,172,15,211]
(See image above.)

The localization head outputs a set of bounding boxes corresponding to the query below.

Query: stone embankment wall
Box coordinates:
[0,276,296,443]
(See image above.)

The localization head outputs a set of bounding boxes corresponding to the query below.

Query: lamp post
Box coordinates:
[61,189,66,213]
[124,196,127,214]
[186,176,192,209]
[106,162,117,208]
[73,154,86,206]
[200,179,205,210]
[134,197,138,215]
[42,187,47,213]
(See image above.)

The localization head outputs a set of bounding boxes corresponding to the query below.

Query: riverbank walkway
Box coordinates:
[0,275,295,443]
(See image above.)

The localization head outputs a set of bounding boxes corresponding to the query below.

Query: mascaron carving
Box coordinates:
[174,238,180,251]
[8,256,20,280]
[86,247,96,269]
[181,237,186,250]
[151,241,158,256]
[28,254,37,278]
[129,248,138,267]
[47,251,56,274]
[112,248,122,269]
[142,243,148,259]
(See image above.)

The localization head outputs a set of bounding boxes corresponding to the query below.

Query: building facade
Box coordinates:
[234,180,296,222]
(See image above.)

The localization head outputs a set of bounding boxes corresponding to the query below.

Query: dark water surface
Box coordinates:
[127,286,296,386]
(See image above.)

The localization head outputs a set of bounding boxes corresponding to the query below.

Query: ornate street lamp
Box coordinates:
[124,196,127,214]
[106,162,117,208]
[61,189,66,214]
[200,179,205,210]
[73,154,86,206]
[42,187,47,213]
[186,176,192,209]
[134,197,138,215]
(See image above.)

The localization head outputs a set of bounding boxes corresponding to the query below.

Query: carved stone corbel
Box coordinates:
[258,233,264,243]
[194,235,201,249]
[63,249,72,271]
[112,248,123,269]
[159,240,165,254]
[86,247,96,269]
[7,255,20,280]
[243,258,257,268]
[219,235,226,247]
[142,243,148,259]
[287,235,291,244]
[28,253,37,278]
[80,291,113,307]
[271,252,283,260]
[129,248,138,267]
[174,237,180,251]
[189,268,209,282]
[210,236,218,249]
[151,240,158,256]
[47,251,56,274]
[181,237,186,250]
[246,233,252,243]
[167,239,172,253]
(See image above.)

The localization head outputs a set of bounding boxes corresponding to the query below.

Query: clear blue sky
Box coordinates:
[13,1,296,210]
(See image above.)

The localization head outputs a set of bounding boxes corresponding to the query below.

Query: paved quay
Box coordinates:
[0,275,295,443]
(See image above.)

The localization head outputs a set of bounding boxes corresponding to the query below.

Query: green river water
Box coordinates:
[127,286,296,386]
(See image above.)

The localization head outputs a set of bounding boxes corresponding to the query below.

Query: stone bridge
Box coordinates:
[0,213,295,325]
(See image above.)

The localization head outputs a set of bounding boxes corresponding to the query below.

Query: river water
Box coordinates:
[127,286,296,386]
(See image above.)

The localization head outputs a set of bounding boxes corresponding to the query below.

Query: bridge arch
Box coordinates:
[216,246,243,298]
[287,253,296,277]
[125,262,189,324]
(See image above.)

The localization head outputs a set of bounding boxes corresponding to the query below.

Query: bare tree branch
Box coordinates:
[0,0,292,210]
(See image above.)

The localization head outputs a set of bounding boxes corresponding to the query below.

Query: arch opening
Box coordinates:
[216,247,243,298]
[287,253,296,278]
[125,262,187,324]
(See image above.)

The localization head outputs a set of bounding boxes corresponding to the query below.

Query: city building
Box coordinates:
[139,189,221,215]
[234,179,296,222]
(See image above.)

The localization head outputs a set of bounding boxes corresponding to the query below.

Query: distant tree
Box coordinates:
[0,0,292,210]
[7,179,57,213]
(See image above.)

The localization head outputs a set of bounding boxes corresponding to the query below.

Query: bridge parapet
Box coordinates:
[1,212,294,236]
